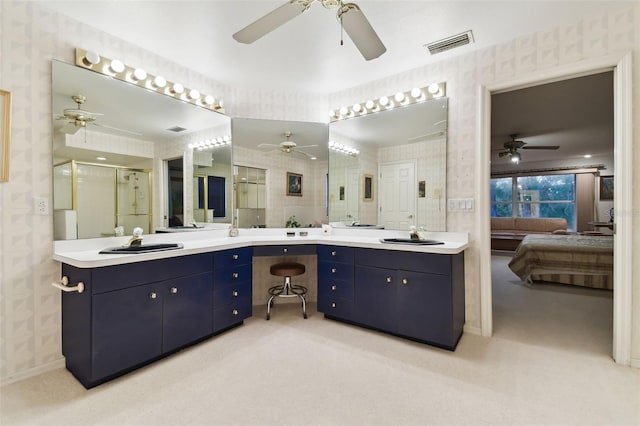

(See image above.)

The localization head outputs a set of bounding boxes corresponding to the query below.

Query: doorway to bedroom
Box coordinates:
[488,71,615,358]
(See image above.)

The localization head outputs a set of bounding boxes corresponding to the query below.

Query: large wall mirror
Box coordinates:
[329,97,448,231]
[52,60,232,240]
[232,118,328,228]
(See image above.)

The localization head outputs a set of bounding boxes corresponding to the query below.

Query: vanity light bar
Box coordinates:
[188,135,232,151]
[75,48,225,113]
[329,82,446,122]
[328,141,359,156]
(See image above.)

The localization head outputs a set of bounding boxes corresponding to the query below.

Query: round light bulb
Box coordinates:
[171,83,184,95]
[365,100,375,109]
[204,95,215,105]
[188,143,194,149]
[353,103,362,113]
[329,110,337,118]
[188,89,200,100]
[83,51,101,66]
[223,135,231,142]
[339,106,349,116]
[109,59,125,74]
[132,68,147,82]
[427,83,440,94]
[410,88,422,99]
[394,92,405,103]
[152,75,167,89]
[379,96,389,106]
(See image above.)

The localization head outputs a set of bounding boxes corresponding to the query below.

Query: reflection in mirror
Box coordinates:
[232,118,328,228]
[329,97,448,231]
[52,60,232,239]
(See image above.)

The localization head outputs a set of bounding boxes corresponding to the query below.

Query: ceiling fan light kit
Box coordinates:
[233,0,386,61]
[74,48,225,113]
[329,82,446,122]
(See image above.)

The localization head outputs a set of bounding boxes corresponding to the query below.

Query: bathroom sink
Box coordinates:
[99,243,184,254]
[380,238,444,245]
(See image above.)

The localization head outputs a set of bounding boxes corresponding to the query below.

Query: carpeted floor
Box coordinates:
[1,255,637,426]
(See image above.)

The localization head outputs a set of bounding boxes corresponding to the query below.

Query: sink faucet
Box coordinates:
[127,227,144,247]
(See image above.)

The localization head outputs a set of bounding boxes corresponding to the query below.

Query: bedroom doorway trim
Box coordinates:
[476,52,633,366]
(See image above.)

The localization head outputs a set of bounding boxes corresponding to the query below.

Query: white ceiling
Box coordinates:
[36,1,631,93]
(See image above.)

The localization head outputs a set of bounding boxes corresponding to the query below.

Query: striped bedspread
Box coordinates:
[508,234,614,290]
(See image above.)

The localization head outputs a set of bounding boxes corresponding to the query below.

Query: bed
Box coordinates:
[508,234,613,290]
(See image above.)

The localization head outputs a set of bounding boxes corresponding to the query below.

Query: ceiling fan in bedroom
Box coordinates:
[54,95,141,137]
[258,131,318,160]
[232,0,386,61]
[498,134,559,164]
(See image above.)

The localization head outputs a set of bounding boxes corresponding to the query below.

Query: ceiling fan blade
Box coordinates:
[338,2,386,61]
[91,122,142,136]
[257,143,281,148]
[522,145,560,150]
[295,149,316,158]
[498,152,510,158]
[294,144,318,149]
[232,1,313,44]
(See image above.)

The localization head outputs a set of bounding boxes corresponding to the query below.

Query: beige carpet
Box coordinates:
[1,255,638,426]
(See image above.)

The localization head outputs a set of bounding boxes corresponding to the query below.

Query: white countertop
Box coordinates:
[54,228,469,268]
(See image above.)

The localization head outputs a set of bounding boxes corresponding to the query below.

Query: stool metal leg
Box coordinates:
[266,275,307,320]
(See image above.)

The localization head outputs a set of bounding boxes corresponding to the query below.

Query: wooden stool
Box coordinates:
[266,262,307,320]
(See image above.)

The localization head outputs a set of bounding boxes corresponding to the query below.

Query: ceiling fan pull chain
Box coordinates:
[340,12,344,46]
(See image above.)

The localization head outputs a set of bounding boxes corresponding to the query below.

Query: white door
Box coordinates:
[379,161,416,229]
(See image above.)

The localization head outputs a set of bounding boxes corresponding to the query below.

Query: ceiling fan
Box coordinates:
[55,95,141,136]
[232,0,386,61]
[258,131,318,159]
[498,134,559,163]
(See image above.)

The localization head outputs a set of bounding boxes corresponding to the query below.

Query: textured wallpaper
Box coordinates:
[1,1,638,382]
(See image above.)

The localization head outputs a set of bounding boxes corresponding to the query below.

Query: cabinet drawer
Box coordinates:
[253,244,316,257]
[355,248,450,276]
[213,296,252,333]
[213,280,251,309]
[318,277,353,301]
[213,263,252,284]
[318,295,353,319]
[213,247,252,268]
[318,261,353,282]
[317,245,354,264]
[92,253,213,294]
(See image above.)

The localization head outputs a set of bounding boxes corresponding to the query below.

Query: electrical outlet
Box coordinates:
[33,197,49,215]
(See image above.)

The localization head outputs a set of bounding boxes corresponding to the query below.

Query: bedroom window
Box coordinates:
[491,174,576,230]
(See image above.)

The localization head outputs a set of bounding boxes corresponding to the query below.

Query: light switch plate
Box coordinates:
[34,196,49,215]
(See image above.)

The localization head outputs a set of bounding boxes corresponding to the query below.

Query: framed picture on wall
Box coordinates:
[418,180,426,198]
[339,186,345,200]
[287,172,303,196]
[0,89,11,182]
[363,174,373,201]
[600,175,614,200]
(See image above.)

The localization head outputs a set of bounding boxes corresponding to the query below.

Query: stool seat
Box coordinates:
[270,262,305,277]
[266,261,307,320]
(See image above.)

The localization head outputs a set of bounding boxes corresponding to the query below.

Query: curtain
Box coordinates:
[575,173,595,232]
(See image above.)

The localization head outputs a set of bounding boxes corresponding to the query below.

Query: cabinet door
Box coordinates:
[92,283,163,380]
[354,265,397,332]
[396,271,452,345]
[162,273,213,353]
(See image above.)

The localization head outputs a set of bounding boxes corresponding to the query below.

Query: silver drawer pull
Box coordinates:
[233,291,239,297]
[170,287,178,294]
[149,292,157,299]
[331,302,336,308]
[331,285,337,291]
[283,248,288,253]
[232,254,239,260]
[331,251,337,256]
[232,272,239,279]
[51,276,85,294]
[402,278,408,285]
[331,267,337,273]
[386,276,392,283]
[232,309,239,316]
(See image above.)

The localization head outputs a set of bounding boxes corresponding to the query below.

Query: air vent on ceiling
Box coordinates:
[424,30,474,55]
[167,126,187,133]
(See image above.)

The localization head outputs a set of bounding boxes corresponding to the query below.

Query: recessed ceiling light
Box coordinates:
[96,156,107,161]
[584,154,592,158]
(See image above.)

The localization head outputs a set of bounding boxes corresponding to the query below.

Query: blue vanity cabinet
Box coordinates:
[353,248,465,350]
[213,247,253,333]
[61,253,214,388]
[317,245,355,320]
